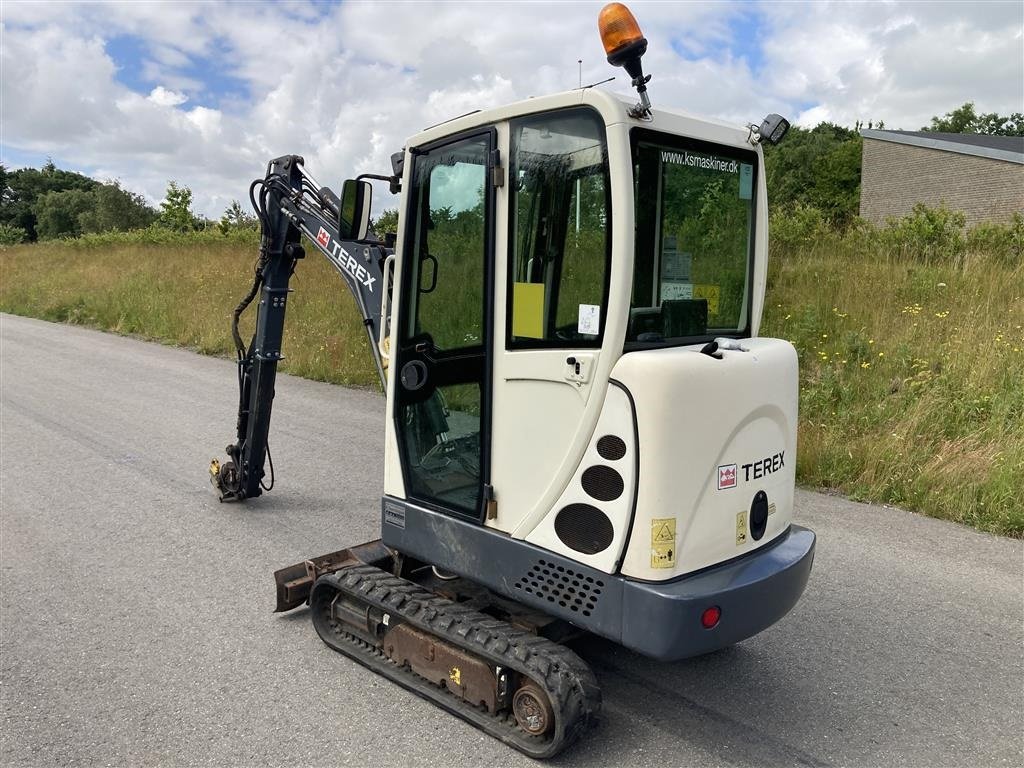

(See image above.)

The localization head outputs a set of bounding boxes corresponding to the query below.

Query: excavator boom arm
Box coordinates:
[211,154,392,501]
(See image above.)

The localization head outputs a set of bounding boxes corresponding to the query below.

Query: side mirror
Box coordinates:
[339,179,372,241]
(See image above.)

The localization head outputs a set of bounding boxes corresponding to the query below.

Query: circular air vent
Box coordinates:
[554,504,614,555]
[596,435,627,461]
[581,465,624,501]
[750,490,769,541]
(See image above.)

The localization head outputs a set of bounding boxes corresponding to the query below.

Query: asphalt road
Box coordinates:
[1,313,1021,768]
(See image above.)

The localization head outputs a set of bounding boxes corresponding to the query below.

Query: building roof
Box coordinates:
[861,129,1024,165]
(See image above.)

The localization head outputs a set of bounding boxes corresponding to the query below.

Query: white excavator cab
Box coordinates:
[381,88,811,634]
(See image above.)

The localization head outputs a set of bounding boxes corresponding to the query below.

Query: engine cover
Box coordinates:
[612,337,799,580]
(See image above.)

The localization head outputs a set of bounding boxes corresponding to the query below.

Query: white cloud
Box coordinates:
[148,86,188,107]
[757,1,1024,129]
[1,1,1021,220]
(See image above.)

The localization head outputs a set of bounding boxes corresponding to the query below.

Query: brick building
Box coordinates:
[859,130,1024,226]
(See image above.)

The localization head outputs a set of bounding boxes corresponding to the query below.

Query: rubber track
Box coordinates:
[310,564,601,759]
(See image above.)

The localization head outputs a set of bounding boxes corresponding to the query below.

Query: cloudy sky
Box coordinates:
[2,1,1022,218]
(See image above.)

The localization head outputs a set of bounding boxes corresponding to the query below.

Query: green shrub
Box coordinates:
[768,204,832,254]
[68,226,260,249]
[0,223,27,247]
[966,212,1023,267]
[879,203,967,264]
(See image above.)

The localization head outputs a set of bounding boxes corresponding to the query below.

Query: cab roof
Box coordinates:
[406,87,756,153]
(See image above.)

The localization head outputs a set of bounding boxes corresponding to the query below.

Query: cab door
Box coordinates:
[393,130,496,521]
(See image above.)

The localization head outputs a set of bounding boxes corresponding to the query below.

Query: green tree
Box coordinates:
[974,111,1024,136]
[808,135,863,226]
[79,182,158,234]
[0,164,12,207]
[217,199,257,234]
[923,103,979,133]
[0,162,98,241]
[762,122,862,226]
[371,208,399,237]
[158,181,199,232]
[34,188,94,239]
[923,102,1024,136]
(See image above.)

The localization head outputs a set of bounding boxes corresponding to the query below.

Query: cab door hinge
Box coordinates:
[484,483,498,520]
[489,149,504,188]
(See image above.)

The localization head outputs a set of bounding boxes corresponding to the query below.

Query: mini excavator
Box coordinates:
[210,4,815,757]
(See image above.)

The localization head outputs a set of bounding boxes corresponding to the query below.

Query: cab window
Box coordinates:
[507,108,610,348]
[629,130,757,346]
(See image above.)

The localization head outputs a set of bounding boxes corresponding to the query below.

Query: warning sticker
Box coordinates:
[660,281,693,301]
[651,517,676,569]
[693,284,720,315]
[577,303,600,335]
[735,511,748,546]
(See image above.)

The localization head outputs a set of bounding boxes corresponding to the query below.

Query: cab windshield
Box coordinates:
[628,129,758,346]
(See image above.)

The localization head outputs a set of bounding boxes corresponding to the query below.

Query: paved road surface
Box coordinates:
[2,313,1021,767]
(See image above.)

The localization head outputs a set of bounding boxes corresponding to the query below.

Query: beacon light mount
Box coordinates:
[598,3,652,119]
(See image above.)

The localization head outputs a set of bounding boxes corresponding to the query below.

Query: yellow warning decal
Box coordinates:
[651,517,676,569]
[512,282,545,339]
[694,284,720,315]
[449,667,461,686]
[736,510,748,546]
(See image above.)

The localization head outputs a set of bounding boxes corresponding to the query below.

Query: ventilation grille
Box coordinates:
[513,559,605,617]
[553,503,614,554]
[581,465,624,501]
[596,435,627,461]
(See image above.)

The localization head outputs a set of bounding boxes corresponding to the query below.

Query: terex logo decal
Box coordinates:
[312,227,376,292]
[742,451,785,481]
[717,464,737,490]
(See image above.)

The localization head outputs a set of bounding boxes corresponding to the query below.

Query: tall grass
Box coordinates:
[764,206,1023,536]
[2,210,1021,535]
[0,230,378,388]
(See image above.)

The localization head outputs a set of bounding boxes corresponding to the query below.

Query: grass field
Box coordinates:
[0,230,377,388]
[2,216,1022,536]
[762,217,1023,537]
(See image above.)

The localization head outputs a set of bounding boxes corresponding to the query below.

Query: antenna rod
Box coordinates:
[578,59,582,88]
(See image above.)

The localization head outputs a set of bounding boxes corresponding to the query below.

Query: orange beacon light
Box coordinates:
[598,3,646,61]
[597,3,652,116]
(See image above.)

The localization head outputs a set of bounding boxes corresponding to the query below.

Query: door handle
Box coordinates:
[564,354,592,384]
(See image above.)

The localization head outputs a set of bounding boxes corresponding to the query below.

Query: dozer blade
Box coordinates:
[273,540,392,612]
